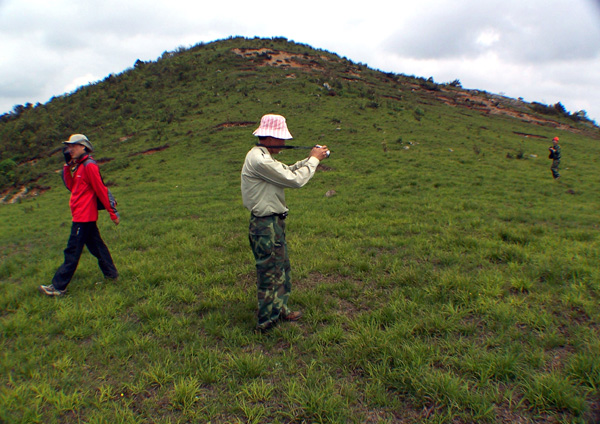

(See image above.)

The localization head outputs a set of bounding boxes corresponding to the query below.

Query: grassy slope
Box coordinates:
[1,37,599,423]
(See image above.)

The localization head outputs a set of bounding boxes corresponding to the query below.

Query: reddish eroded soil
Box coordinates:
[233,48,595,136]
[232,47,331,72]
[1,184,50,204]
[129,144,170,156]
[215,121,255,129]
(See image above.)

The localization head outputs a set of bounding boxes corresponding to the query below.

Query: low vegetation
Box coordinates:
[1,36,599,423]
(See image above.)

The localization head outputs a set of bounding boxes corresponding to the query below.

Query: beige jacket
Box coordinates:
[241,146,320,217]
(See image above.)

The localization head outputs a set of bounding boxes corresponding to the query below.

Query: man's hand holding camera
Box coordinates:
[310,145,330,161]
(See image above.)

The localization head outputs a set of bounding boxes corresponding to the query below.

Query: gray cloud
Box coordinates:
[384,0,600,63]
[0,0,599,122]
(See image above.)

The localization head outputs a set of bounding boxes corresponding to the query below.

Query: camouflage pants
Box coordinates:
[551,160,560,179]
[249,214,291,330]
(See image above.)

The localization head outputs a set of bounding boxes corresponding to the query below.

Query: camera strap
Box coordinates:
[256,143,312,150]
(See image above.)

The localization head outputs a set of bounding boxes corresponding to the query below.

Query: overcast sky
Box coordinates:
[1,0,599,123]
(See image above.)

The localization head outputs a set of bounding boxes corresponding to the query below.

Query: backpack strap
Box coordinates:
[81,158,106,184]
[80,157,117,213]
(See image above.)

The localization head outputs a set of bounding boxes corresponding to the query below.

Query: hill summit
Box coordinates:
[0,36,597,201]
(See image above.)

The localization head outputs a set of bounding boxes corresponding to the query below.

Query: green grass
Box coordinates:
[1,37,600,423]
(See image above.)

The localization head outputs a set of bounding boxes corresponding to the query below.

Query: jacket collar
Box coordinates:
[75,153,90,163]
[72,154,90,172]
[255,145,271,156]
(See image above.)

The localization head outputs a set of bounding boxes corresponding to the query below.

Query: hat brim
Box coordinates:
[252,129,293,140]
[62,140,93,151]
[252,130,294,140]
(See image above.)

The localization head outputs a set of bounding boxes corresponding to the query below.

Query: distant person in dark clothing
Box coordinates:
[548,136,561,179]
[39,134,119,297]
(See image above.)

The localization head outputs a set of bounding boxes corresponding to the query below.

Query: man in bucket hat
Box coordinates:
[39,134,120,296]
[241,114,330,333]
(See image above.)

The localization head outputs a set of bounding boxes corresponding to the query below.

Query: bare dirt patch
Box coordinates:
[118,134,135,142]
[232,48,330,71]
[129,144,170,157]
[513,131,548,139]
[215,121,255,130]
[1,184,50,204]
[437,88,581,132]
[95,157,115,164]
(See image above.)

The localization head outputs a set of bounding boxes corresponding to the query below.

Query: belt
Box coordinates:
[252,211,288,220]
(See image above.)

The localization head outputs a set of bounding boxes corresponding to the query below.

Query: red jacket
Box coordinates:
[62,154,118,222]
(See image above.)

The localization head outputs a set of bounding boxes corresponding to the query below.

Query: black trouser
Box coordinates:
[52,222,118,291]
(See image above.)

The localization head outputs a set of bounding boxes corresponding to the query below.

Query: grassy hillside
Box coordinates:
[1,37,599,423]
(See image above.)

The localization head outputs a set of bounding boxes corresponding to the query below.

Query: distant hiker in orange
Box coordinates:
[39,134,119,297]
[548,136,561,179]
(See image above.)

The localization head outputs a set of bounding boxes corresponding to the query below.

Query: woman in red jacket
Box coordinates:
[39,134,120,296]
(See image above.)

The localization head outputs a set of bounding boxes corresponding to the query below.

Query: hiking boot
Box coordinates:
[38,284,65,297]
[281,311,302,321]
[255,321,278,334]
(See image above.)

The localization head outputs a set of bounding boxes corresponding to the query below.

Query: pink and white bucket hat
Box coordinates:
[252,114,293,139]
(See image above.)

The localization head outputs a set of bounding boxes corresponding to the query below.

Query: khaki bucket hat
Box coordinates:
[63,134,93,151]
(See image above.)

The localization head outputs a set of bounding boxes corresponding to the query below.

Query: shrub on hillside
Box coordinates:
[0,159,17,186]
[420,77,440,91]
[414,107,425,121]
